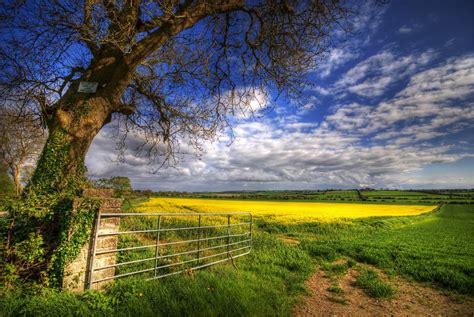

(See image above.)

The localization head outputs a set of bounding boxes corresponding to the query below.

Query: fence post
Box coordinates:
[227,215,231,258]
[62,189,122,292]
[249,214,253,252]
[85,210,101,289]
[197,215,202,264]
[154,215,162,277]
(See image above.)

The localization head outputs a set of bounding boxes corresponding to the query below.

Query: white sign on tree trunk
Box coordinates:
[78,82,98,93]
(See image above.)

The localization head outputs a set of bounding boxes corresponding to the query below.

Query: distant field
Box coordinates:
[156,189,474,205]
[137,198,437,223]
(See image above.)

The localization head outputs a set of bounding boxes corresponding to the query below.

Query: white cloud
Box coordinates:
[332,49,437,98]
[312,86,330,96]
[86,54,474,190]
[398,23,422,34]
[317,48,360,78]
[398,25,413,33]
[326,55,474,141]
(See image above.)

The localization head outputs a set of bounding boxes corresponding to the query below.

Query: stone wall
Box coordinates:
[62,189,122,292]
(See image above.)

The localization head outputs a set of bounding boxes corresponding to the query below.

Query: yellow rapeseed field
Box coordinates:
[137,198,436,223]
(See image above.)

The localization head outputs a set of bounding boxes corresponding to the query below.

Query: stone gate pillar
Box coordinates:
[62,189,122,292]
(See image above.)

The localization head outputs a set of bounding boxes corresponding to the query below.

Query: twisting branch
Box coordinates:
[1,0,353,170]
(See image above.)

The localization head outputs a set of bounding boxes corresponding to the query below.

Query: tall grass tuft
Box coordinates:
[355,269,395,299]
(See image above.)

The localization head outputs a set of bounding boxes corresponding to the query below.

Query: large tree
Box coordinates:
[0,0,361,286]
[1,0,350,198]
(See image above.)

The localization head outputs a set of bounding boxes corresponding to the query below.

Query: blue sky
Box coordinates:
[87,0,474,191]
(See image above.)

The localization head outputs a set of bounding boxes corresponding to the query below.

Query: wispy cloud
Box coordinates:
[86,0,474,192]
[314,0,388,78]
[398,25,413,34]
[318,48,360,78]
[327,54,474,141]
[87,54,474,190]
[398,23,422,34]
[331,48,437,98]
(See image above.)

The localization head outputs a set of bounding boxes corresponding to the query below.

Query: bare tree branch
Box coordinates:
[0,0,352,176]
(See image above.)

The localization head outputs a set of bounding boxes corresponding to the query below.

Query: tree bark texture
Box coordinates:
[12,163,22,196]
[27,51,133,197]
[28,98,112,196]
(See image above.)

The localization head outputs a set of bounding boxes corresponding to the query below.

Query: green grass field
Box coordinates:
[1,200,473,316]
[298,204,474,294]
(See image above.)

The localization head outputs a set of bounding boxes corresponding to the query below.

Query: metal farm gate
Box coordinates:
[86,211,253,289]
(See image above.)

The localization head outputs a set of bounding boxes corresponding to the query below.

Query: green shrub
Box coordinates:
[15,232,45,266]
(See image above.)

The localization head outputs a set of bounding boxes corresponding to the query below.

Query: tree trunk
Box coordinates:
[26,50,135,199]
[14,95,117,286]
[26,96,113,198]
[12,163,22,197]
[10,51,136,286]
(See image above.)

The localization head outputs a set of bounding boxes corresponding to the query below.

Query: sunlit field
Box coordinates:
[136,198,436,223]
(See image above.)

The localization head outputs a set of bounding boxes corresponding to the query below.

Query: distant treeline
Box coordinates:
[129,188,474,205]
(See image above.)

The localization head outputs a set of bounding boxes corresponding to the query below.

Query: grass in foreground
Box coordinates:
[1,201,472,316]
[0,233,313,317]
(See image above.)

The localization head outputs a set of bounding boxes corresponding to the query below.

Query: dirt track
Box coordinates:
[294,264,474,317]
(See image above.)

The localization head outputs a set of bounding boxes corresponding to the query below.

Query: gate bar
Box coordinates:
[94,239,252,271]
[95,232,251,255]
[92,246,251,284]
